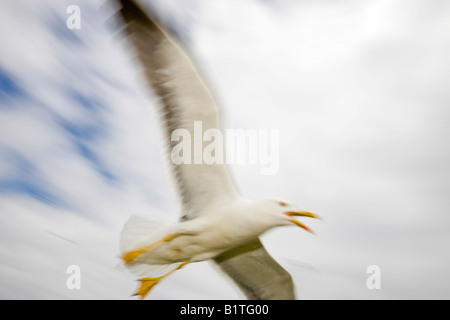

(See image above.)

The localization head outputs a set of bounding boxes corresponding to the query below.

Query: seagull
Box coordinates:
[115,0,319,300]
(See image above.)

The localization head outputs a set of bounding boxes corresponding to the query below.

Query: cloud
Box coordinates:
[0,0,449,300]
[192,0,450,299]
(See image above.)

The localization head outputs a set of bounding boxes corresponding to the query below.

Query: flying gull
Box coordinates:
[115,0,319,300]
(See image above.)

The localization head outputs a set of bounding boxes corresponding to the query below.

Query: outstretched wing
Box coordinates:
[115,0,296,300]
[116,0,238,220]
[214,238,296,300]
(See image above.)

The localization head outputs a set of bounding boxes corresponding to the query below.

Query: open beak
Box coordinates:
[284,211,320,234]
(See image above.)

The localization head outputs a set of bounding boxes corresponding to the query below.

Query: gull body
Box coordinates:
[123,198,310,265]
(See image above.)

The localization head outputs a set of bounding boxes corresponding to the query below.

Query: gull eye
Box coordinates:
[278,201,287,207]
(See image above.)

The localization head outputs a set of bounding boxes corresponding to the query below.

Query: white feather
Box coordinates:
[119,214,181,277]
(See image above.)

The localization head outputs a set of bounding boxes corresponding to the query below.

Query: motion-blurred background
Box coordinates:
[1,0,450,299]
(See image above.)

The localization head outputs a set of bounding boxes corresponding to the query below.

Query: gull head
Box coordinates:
[256,199,319,234]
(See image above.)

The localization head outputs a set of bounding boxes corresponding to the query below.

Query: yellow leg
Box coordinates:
[134,260,191,299]
[122,233,180,264]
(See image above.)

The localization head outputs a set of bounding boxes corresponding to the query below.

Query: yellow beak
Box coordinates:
[284,211,320,234]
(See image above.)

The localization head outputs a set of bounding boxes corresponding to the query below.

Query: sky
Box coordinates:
[0,0,450,299]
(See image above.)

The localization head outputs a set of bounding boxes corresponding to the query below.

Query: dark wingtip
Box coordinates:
[115,0,163,34]
[117,0,146,21]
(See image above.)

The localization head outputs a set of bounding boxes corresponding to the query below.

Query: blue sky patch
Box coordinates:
[0,67,27,105]
[0,149,63,206]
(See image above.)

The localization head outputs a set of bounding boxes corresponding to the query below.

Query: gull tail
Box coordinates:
[119,214,180,278]
[120,214,171,253]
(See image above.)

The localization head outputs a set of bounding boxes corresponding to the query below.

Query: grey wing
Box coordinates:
[115,0,238,220]
[214,238,296,300]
